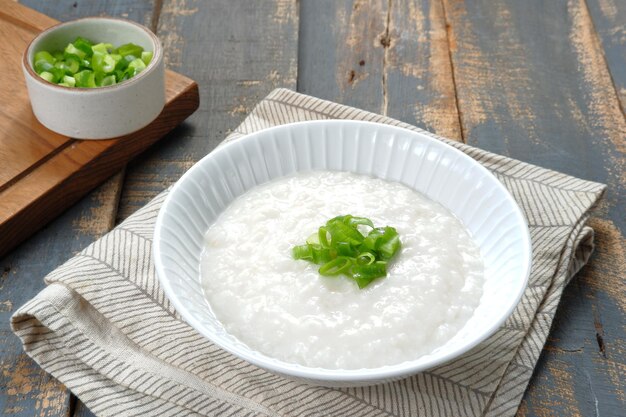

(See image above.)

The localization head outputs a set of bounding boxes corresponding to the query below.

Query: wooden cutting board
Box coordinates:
[0,2,200,258]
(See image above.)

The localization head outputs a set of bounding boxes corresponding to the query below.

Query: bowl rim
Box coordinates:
[22,16,162,92]
[154,119,533,383]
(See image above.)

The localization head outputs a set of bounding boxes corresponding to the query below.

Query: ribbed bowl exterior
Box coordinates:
[154,120,532,387]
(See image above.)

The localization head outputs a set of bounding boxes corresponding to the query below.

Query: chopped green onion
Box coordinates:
[100,75,116,86]
[110,53,123,67]
[318,226,330,247]
[39,71,54,82]
[335,241,358,257]
[64,42,86,60]
[114,69,125,80]
[377,227,401,260]
[305,232,320,245]
[34,60,53,73]
[126,58,146,77]
[291,215,401,289]
[54,61,73,75]
[34,50,55,63]
[292,244,313,260]
[33,37,152,87]
[351,262,387,289]
[361,227,383,252]
[319,257,352,276]
[347,216,374,228]
[91,42,113,54]
[62,75,76,87]
[357,252,376,265]
[34,50,55,73]
[65,57,80,74]
[326,219,364,246]
[117,42,143,58]
[141,51,153,66]
[73,37,94,57]
[49,67,66,83]
[74,70,96,88]
[92,52,116,73]
[310,245,334,264]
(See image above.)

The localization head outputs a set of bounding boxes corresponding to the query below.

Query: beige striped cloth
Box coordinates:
[12,89,605,417]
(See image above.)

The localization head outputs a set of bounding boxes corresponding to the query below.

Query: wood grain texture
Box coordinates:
[439,0,625,415]
[0,4,70,190]
[116,0,299,220]
[299,0,461,139]
[298,0,388,114]
[385,0,462,140]
[0,2,158,417]
[586,0,626,109]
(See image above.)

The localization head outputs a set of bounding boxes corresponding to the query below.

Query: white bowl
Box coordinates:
[154,120,532,386]
[22,17,165,139]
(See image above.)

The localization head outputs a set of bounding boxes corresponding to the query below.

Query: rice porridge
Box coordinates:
[201,171,484,369]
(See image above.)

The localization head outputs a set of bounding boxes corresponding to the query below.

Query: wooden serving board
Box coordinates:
[0,1,199,258]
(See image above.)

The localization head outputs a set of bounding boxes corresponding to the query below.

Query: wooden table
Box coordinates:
[1,1,623,416]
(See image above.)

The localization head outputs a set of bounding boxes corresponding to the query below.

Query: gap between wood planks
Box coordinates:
[579,0,626,120]
[439,0,465,143]
[380,0,392,116]
[150,0,164,34]
[378,0,466,143]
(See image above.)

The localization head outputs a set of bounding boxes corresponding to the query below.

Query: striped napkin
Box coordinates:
[12,89,605,417]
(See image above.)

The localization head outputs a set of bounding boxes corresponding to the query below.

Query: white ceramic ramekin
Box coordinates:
[22,17,165,139]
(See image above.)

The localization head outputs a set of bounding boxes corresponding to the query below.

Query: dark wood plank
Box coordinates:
[298,0,387,114]
[298,0,461,139]
[0,2,157,417]
[440,0,625,416]
[386,0,462,139]
[116,0,299,220]
[585,0,626,109]
[19,0,156,29]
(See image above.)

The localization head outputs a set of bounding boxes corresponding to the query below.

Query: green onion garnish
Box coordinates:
[292,215,401,289]
[33,37,152,88]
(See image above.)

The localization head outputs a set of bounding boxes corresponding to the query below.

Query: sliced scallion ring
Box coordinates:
[319,257,352,276]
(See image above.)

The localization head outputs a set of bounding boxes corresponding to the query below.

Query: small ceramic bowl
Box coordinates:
[22,17,165,139]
